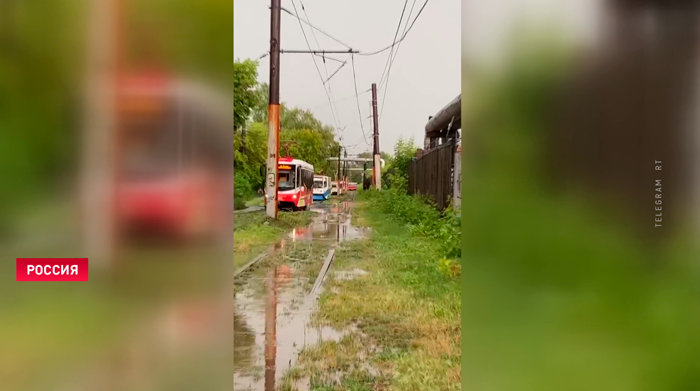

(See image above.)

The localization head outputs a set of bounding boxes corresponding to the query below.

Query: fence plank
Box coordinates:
[407,139,455,210]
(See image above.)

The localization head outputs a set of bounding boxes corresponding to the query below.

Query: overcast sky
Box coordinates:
[234,0,461,154]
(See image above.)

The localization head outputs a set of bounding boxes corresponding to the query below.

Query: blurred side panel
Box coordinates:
[0,0,232,390]
[463,0,700,390]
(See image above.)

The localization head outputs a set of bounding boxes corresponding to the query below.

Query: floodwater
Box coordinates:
[234,198,368,391]
[287,200,371,244]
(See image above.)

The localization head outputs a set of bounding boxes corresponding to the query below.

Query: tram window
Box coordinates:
[278,171,296,191]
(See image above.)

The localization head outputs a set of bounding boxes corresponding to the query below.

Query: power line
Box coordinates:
[289,0,341,133]
[379,0,419,124]
[351,54,370,147]
[306,88,371,111]
[379,0,417,90]
[275,0,430,143]
[377,0,408,92]
[280,0,429,59]
[294,0,344,136]
[280,6,354,49]
[357,0,429,57]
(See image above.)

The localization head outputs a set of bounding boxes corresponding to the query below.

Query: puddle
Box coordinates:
[234,266,345,391]
[287,201,371,243]
[234,199,367,391]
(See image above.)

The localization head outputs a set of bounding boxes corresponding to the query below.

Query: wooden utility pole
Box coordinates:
[82,0,121,265]
[371,83,381,190]
[343,149,347,179]
[337,145,342,181]
[265,0,282,219]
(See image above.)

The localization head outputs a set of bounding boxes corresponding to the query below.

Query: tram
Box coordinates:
[115,72,232,241]
[264,157,314,211]
[313,175,332,201]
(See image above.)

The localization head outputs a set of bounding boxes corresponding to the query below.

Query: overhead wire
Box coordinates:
[356,0,429,57]
[379,0,418,90]
[280,6,354,49]
[280,0,430,58]
[306,88,370,111]
[288,0,341,132]
[377,0,409,93]
[379,0,420,124]
[276,0,431,149]
[295,0,344,137]
[351,54,371,147]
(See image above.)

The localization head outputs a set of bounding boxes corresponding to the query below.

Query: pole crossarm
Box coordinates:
[281,49,359,54]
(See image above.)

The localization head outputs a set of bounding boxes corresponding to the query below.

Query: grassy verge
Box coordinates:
[245,197,264,207]
[234,210,314,271]
[280,199,461,391]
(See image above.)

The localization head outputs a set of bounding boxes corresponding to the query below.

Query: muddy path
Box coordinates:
[234,195,369,391]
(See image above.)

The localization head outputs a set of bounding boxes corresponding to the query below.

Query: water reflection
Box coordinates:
[288,202,369,243]
[234,263,345,391]
[234,307,256,371]
[235,203,367,390]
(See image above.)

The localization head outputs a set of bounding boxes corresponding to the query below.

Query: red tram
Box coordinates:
[264,157,314,211]
[115,73,232,241]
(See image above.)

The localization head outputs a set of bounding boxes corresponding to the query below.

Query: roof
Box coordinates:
[279,157,314,170]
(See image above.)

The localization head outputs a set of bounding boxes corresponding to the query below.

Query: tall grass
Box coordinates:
[362,188,461,277]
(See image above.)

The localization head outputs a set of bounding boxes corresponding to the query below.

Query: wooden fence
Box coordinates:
[408,139,456,210]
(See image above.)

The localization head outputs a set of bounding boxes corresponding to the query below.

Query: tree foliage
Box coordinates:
[233,59,259,132]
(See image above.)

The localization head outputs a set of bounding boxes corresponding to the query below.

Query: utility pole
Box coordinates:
[337,145,342,181]
[371,83,381,190]
[343,149,347,179]
[82,0,121,266]
[265,0,282,219]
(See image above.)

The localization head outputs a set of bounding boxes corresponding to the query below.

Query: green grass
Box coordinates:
[281,200,461,391]
[245,197,264,207]
[234,210,314,271]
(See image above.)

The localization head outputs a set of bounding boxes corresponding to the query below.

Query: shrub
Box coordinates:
[234,172,253,210]
[364,188,461,269]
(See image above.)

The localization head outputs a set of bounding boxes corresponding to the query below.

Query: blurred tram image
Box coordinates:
[114,73,232,242]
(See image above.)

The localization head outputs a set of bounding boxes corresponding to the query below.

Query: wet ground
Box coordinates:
[235,206,264,214]
[234,196,369,391]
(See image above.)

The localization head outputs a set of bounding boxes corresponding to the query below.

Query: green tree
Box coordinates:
[392,137,418,178]
[233,59,260,132]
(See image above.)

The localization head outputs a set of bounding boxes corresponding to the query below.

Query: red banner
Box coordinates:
[16,258,89,281]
